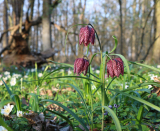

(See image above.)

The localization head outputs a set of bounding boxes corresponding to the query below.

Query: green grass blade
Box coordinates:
[61,83,90,116]
[48,60,74,68]
[129,61,160,72]
[25,76,102,84]
[92,84,102,95]
[0,100,14,108]
[89,52,100,65]
[103,106,121,131]
[25,93,39,112]
[1,79,12,96]
[41,99,89,131]
[10,94,21,111]
[40,67,70,85]
[136,105,144,124]
[126,72,146,80]
[0,115,13,131]
[122,82,160,92]
[109,89,160,112]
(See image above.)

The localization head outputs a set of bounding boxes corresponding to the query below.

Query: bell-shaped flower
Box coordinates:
[74,58,89,76]
[107,58,124,78]
[79,26,95,46]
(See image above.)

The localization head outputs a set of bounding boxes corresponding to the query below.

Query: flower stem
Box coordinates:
[88,23,105,130]
[101,51,105,131]
[88,23,102,51]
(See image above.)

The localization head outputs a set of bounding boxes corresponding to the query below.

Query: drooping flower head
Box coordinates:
[107,58,124,78]
[74,58,89,76]
[79,26,95,46]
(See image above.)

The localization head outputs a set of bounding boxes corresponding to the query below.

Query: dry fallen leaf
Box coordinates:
[149,77,160,97]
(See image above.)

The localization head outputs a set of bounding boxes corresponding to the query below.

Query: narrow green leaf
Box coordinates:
[25,93,39,112]
[109,35,118,53]
[109,82,159,105]
[48,60,73,68]
[0,115,13,131]
[0,100,14,108]
[41,99,89,131]
[103,106,121,131]
[109,89,160,112]
[40,67,70,85]
[44,109,74,129]
[10,94,21,111]
[136,105,144,124]
[61,83,90,118]
[129,61,160,72]
[1,79,12,96]
[25,76,102,84]
[122,82,160,92]
[89,52,100,65]
[92,84,102,95]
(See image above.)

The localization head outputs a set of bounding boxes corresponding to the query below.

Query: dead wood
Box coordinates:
[0,1,73,67]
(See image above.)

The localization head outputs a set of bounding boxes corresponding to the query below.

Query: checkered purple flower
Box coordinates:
[79,26,95,46]
[107,58,124,78]
[74,58,89,76]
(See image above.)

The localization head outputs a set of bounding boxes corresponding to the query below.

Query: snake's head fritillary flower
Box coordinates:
[74,58,89,76]
[82,59,89,75]
[107,58,124,78]
[79,26,95,46]
[115,58,124,76]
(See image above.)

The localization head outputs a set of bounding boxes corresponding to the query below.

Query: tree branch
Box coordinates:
[142,36,160,61]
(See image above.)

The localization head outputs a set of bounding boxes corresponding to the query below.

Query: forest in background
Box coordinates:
[0,0,160,67]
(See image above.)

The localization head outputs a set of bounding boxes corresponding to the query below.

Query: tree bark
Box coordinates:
[119,0,123,55]
[153,0,160,63]
[42,0,52,51]
[131,0,136,61]
[3,0,8,49]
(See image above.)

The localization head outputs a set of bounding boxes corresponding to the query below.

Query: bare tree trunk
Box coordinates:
[131,0,136,61]
[36,0,40,52]
[3,0,8,49]
[29,0,35,20]
[153,0,160,63]
[119,0,123,55]
[42,0,52,51]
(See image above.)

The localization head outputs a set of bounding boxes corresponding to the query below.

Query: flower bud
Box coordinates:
[79,26,95,46]
[114,104,120,108]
